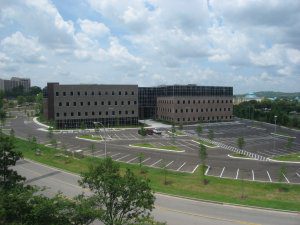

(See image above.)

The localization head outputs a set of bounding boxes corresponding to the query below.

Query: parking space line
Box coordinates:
[235,168,239,179]
[110,153,121,158]
[126,157,138,163]
[115,154,130,161]
[165,161,174,168]
[142,157,151,163]
[150,159,162,167]
[220,167,225,178]
[191,164,199,173]
[176,162,186,171]
[205,166,210,175]
[296,172,300,178]
[252,170,255,181]
[283,173,290,183]
[266,171,272,182]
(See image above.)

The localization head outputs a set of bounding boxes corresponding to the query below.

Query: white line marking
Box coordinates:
[267,171,272,182]
[126,157,138,163]
[296,172,300,178]
[98,151,110,157]
[165,161,174,168]
[283,173,290,183]
[142,157,151,163]
[205,166,210,175]
[110,153,121,158]
[235,168,239,179]
[192,164,199,173]
[150,159,162,167]
[176,162,186,171]
[219,167,225,178]
[115,154,130,161]
[252,170,255,181]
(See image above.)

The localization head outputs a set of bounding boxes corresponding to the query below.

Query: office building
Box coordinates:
[43,83,138,129]
[0,77,31,93]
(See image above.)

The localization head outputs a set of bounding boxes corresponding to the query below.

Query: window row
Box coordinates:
[55,90,135,97]
[158,99,233,104]
[158,107,231,113]
[159,115,232,122]
[56,110,135,117]
[58,100,137,107]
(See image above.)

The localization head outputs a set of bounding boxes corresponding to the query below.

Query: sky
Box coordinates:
[0,0,300,94]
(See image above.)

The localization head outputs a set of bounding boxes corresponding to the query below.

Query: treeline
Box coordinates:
[4,85,43,103]
[234,99,300,128]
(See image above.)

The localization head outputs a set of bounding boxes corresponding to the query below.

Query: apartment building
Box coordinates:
[44,83,138,128]
[0,77,31,93]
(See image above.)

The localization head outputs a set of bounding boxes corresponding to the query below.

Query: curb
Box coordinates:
[268,158,300,164]
[227,154,258,161]
[75,136,103,143]
[33,117,50,128]
[129,144,185,153]
[191,140,216,148]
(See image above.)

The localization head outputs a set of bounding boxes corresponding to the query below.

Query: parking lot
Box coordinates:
[5,112,300,184]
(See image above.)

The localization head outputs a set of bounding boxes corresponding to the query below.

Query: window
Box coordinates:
[228,108,231,111]
[91,91,94,96]
[193,100,195,104]
[77,91,80,96]
[211,108,213,112]
[101,101,104,105]
[63,92,66,96]
[131,91,134,95]
[128,101,130,105]
[115,101,117,105]
[112,111,115,115]
[175,109,178,113]
[71,112,74,116]
[212,100,214,103]
[183,100,185,104]
[87,101,90,106]
[208,100,210,103]
[70,91,73,96]
[224,108,226,111]
[215,108,217,111]
[125,110,128,115]
[217,100,219,103]
[119,91,122,95]
[73,102,76,106]
[230,100,232,103]
[186,109,188,112]
[112,91,115,95]
[221,100,224,103]
[106,111,108,115]
[191,109,194,112]
[59,102,62,106]
[105,91,108,95]
[108,101,111,105]
[119,111,122,115]
[132,110,134,114]
[56,92,59,96]
[92,111,95,115]
[66,102,69,106]
[56,113,59,117]
[121,101,124,105]
[134,101,137,105]
[99,112,102,115]
[188,100,190,104]
[64,112,67,117]
[203,100,205,103]
[125,91,128,95]
[226,100,228,103]
[177,118,180,122]
[98,91,101,95]
[219,108,222,111]
[177,100,180,104]
[78,112,81,116]
[201,109,203,112]
[85,91,87,96]
[80,102,83,106]
[181,109,183,113]
[85,112,88,116]
[94,101,97,106]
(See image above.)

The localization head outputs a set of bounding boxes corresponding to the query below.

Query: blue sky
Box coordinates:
[0,0,300,94]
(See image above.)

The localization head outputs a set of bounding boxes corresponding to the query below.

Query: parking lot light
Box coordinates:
[93,122,107,158]
[273,115,277,151]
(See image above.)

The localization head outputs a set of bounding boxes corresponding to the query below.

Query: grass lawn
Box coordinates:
[131,143,181,151]
[12,137,300,212]
[272,153,300,162]
[194,139,216,148]
[78,134,102,141]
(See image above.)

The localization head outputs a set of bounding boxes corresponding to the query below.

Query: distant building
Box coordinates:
[0,77,31,93]
[233,92,262,105]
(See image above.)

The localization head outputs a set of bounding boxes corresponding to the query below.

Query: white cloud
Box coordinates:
[78,19,110,37]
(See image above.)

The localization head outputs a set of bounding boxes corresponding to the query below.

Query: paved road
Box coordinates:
[15,159,300,225]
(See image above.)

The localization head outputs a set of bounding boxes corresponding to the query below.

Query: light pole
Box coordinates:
[273,115,277,151]
[93,122,107,158]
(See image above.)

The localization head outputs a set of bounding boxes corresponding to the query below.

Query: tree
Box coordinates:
[138,152,145,173]
[237,136,245,150]
[285,137,294,150]
[0,133,25,189]
[17,96,25,106]
[196,124,203,136]
[79,157,157,225]
[47,127,54,140]
[208,129,214,141]
[89,143,96,156]
[171,123,176,144]
[199,144,207,185]
[0,109,6,126]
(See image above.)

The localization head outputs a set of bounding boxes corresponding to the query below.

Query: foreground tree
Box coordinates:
[237,136,245,150]
[196,124,203,137]
[79,157,158,225]
[208,129,214,141]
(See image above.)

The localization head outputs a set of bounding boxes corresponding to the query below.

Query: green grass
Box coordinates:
[194,139,216,148]
[12,137,300,212]
[78,134,102,141]
[272,153,300,162]
[131,143,181,151]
